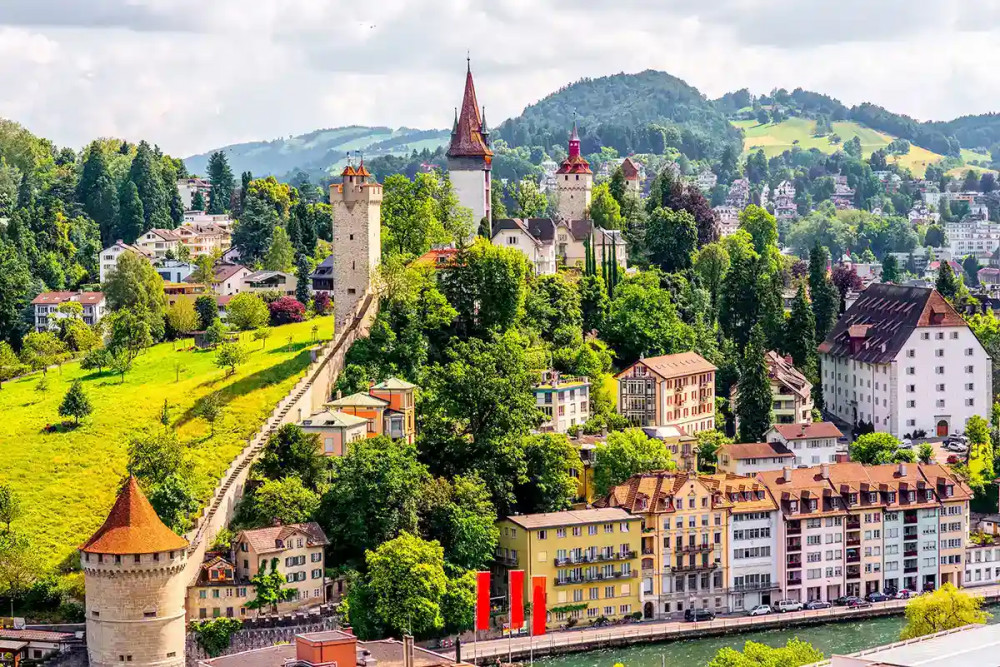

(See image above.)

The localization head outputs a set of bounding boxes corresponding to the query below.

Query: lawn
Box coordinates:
[0,318,333,572]
[733,117,945,177]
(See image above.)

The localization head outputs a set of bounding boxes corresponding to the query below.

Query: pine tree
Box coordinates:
[16,172,33,209]
[207,152,235,214]
[59,380,93,425]
[128,141,170,231]
[580,273,609,332]
[295,254,311,305]
[736,326,773,443]
[808,243,840,342]
[608,167,627,209]
[882,254,900,283]
[784,282,817,378]
[936,261,960,301]
[89,171,120,246]
[191,190,206,211]
[117,180,145,244]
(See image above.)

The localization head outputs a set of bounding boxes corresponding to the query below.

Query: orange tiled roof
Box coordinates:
[770,422,843,440]
[80,477,188,554]
[447,65,492,160]
[721,441,795,460]
[615,351,716,380]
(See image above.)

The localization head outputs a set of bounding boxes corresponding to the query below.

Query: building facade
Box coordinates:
[717,442,796,476]
[555,123,593,222]
[491,217,557,275]
[331,161,382,329]
[616,352,716,435]
[187,555,251,620]
[533,372,590,433]
[99,240,152,283]
[31,292,106,332]
[326,378,417,443]
[232,523,328,609]
[765,422,845,466]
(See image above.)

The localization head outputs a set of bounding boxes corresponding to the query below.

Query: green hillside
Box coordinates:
[0,318,332,571]
[184,125,449,181]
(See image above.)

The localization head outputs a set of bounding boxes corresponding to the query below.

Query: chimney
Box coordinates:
[403,635,414,667]
[898,462,907,477]
[783,467,792,482]
[336,389,343,400]
[821,463,830,480]
[455,638,462,664]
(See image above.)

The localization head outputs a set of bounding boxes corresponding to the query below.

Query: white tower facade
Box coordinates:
[330,161,382,330]
[555,123,593,222]
[447,62,492,232]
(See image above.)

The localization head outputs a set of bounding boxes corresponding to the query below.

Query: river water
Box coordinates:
[537,605,1000,667]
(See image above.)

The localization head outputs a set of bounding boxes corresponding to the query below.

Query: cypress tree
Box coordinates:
[784,282,817,379]
[117,180,145,244]
[736,325,773,443]
[881,254,900,283]
[295,254,311,305]
[191,190,206,211]
[128,141,170,231]
[207,152,236,215]
[808,243,840,342]
[936,261,960,301]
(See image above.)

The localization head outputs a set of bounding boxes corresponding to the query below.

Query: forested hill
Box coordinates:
[184,126,450,181]
[493,70,743,161]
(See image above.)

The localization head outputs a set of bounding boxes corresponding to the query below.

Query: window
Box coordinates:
[557,528,566,538]
[966,348,975,356]
[537,530,547,540]
[906,349,915,358]
[936,366,945,375]
[936,332,944,340]
[921,333,930,340]
[906,400,915,408]
[935,349,944,357]
[907,384,915,393]
[907,367,915,375]
[936,399,945,408]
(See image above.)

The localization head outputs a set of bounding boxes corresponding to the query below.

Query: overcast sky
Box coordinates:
[1,0,998,158]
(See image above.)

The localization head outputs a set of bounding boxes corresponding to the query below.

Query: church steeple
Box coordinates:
[447,58,493,237]
[447,59,492,160]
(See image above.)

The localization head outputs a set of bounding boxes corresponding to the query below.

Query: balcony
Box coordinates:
[787,538,802,552]
[676,544,714,553]
[846,566,861,580]
[553,551,637,566]
[673,561,718,573]
[846,518,861,530]
[642,548,655,556]
[787,523,802,535]
[787,557,802,569]
[904,566,918,574]
[787,575,802,586]
[846,554,861,564]
[731,581,780,593]
[904,549,918,558]
[496,554,519,566]
[904,513,918,525]
[554,570,637,585]
[846,537,861,547]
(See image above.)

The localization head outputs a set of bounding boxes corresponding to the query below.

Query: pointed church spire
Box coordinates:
[447,58,492,159]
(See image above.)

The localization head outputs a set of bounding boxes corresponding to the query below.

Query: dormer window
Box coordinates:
[808,499,818,511]
[756,491,764,500]
[868,492,877,503]
[849,493,858,505]
[924,490,933,501]
[275,539,284,548]
[789,500,799,513]
[888,492,896,503]
[907,491,915,502]
[946,485,954,497]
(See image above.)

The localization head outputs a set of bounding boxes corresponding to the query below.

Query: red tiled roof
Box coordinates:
[31,291,104,306]
[447,65,492,160]
[621,157,640,179]
[236,522,328,555]
[80,477,188,554]
[770,422,843,440]
[0,629,74,642]
[355,160,371,178]
[722,442,795,460]
[341,165,357,177]
[615,351,716,380]
[556,154,592,175]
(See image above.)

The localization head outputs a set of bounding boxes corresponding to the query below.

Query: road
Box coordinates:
[444,583,1000,662]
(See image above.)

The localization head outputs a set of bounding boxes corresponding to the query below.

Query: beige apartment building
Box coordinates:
[232,523,328,610]
[616,352,716,436]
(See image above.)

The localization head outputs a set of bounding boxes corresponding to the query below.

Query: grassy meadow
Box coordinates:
[0,318,333,572]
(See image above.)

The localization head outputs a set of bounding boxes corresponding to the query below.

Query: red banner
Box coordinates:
[476,571,491,631]
[531,575,547,636]
[509,570,525,628]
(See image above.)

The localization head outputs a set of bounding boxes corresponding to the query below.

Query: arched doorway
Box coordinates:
[644,601,654,619]
[937,420,949,437]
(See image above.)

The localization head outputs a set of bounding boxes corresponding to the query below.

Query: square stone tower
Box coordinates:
[556,122,593,222]
[330,161,382,331]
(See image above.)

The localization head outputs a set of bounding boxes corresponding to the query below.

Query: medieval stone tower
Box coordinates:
[330,160,382,330]
[555,122,593,222]
[447,60,492,234]
[81,477,189,667]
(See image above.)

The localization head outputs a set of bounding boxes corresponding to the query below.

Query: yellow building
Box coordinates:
[232,523,328,610]
[187,555,252,620]
[494,508,642,629]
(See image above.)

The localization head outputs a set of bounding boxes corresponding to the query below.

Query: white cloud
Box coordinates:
[0,0,997,158]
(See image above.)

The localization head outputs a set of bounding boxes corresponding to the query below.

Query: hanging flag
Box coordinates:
[476,571,491,631]
[531,575,547,636]
[509,570,525,628]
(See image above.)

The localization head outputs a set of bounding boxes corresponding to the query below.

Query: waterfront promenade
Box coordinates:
[450,584,1000,662]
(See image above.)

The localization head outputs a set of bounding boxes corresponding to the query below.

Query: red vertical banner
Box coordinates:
[509,570,525,628]
[476,571,491,631]
[531,575,547,636]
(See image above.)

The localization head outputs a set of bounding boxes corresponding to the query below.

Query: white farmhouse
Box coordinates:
[765,422,845,466]
[491,218,557,275]
[819,284,992,438]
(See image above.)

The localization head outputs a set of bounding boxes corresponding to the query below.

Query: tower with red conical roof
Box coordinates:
[81,477,189,666]
[555,120,593,222]
[447,59,492,237]
[330,154,382,330]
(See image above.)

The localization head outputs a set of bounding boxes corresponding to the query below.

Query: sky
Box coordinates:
[1,0,999,158]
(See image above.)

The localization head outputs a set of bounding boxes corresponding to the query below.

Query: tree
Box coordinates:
[808,243,840,342]
[850,432,903,465]
[129,141,171,231]
[981,172,997,193]
[295,255,311,305]
[593,429,674,497]
[19,332,66,375]
[165,297,199,336]
[646,207,697,273]
[268,296,306,325]
[899,583,989,639]
[232,194,279,266]
[103,250,166,340]
[252,327,272,350]
[965,414,994,483]
[696,431,732,472]
[127,429,188,486]
[756,109,770,125]
[147,473,199,532]
[694,242,730,319]
[197,392,224,435]
[736,326,772,443]
[882,253,900,283]
[189,254,217,290]
[418,475,498,571]
[719,231,767,349]
[524,274,581,341]
[925,224,946,248]
[106,308,153,368]
[226,293,269,331]
[364,532,448,637]
[207,151,235,215]
[246,558,296,614]
[917,443,935,464]
[963,254,981,286]
[263,225,295,272]
[784,283,817,378]
[116,180,145,243]
[79,147,120,244]
[510,179,547,218]
[831,265,864,312]
[0,485,21,533]
[515,434,579,513]
[195,295,218,330]
[256,423,326,490]
[0,342,19,388]
[442,239,529,338]
[936,260,960,301]
[579,274,609,333]
[191,189,206,211]
[319,436,427,565]
[707,639,823,667]
[58,380,92,425]
[238,477,321,529]
[600,271,694,366]
[0,240,32,348]
[589,182,623,230]
[215,340,250,376]
[204,318,227,347]
[441,570,477,635]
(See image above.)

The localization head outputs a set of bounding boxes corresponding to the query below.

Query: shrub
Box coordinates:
[314,291,332,315]
[226,293,270,331]
[269,297,306,325]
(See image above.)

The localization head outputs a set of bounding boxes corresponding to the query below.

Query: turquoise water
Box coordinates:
[537,605,1000,667]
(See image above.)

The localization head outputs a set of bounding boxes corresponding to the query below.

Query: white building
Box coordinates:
[819,283,992,438]
[717,441,796,476]
[725,481,780,613]
[244,270,297,296]
[765,422,845,466]
[773,180,797,221]
[713,206,740,237]
[135,228,182,260]
[31,292,106,332]
[153,259,195,283]
[532,371,590,433]
[695,169,717,192]
[447,64,492,234]
[177,177,211,210]
[190,263,252,296]
[99,240,153,283]
[947,218,1000,261]
[491,218,557,275]
[964,544,1000,587]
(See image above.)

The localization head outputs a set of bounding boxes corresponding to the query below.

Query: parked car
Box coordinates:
[866,592,890,603]
[684,608,716,622]
[805,600,832,610]
[894,589,914,599]
[833,595,852,606]
[773,600,804,613]
[900,438,913,449]
[847,597,872,608]
[748,604,772,617]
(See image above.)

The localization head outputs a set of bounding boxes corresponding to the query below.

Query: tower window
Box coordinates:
[348,288,357,295]
[352,261,356,270]
[576,175,579,180]
[349,234,354,240]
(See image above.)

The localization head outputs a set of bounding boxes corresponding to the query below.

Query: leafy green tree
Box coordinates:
[579,273,610,332]
[441,570,477,635]
[707,639,823,667]
[418,475,498,571]
[524,274,582,340]
[808,243,840,342]
[0,484,21,533]
[594,428,674,497]
[924,224,946,248]
[263,225,295,272]
[106,308,153,366]
[127,429,188,486]
[418,331,542,511]
[882,253,900,283]
[0,240,32,348]
[252,327,271,350]
[197,392,224,435]
[850,432,903,465]
[0,341,20,388]
[204,318,227,347]
[246,558,296,614]
[719,231,764,348]
[165,296,199,336]
[696,431,732,472]
[964,254,981,286]
[19,332,66,375]
[320,436,428,565]
[967,311,1000,398]
[79,146,120,244]
[195,295,218,330]
[646,206,697,273]
[917,442,935,464]
[256,424,326,490]
[232,194,279,266]
[442,239,529,338]
[128,141,171,231]
[190,618,242,657]
[600,271,694,366]
[608,167,627,208]
[295,254,311,305]
[226,293,269,331]
[736,326,772,443]
[900,583,989,639]
[103,250,166,340]
[207,151,235,215]
[238,477,321,529]
[147,473,199,532]
[784,282,817,378]
[589,182,623,230]
[936,260,960,301]
[215,340,249,376]
[516,434,579,513]
[364,532,448,637]
[511,179,547,218]
[694,242,730,319]
[59,380,92,425]
[380,173,451,257]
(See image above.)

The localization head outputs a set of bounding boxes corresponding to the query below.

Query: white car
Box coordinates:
[773,600,804,613]
[748,604,772,616]
[900,439,913,449]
